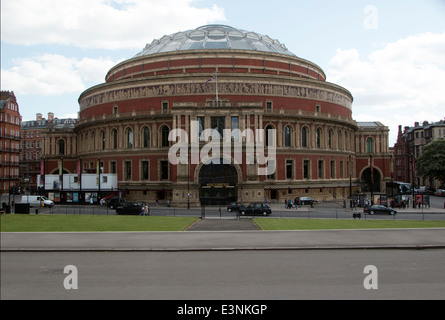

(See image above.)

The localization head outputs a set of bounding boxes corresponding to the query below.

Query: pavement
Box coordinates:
[2,222,445,252]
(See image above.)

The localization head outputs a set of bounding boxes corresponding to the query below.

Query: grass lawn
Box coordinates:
[253,218,445,230]
[0,214,198,232]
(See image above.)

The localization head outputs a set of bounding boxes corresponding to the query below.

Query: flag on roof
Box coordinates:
[205,73,216,85]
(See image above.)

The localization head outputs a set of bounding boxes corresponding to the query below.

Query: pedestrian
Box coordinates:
[145,203,150,216]
[90,197,93,205]
[140,203,147,216]
[284,199,287,208]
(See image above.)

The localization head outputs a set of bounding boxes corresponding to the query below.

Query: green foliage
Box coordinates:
[416,138,445,185]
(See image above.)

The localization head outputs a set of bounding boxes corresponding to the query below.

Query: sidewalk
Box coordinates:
[2,228,445,251]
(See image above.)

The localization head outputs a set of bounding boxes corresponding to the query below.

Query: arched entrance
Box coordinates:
[361,167,381,192]
[199,159,238,205]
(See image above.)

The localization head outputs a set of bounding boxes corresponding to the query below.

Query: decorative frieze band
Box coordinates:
[80,81,352,110]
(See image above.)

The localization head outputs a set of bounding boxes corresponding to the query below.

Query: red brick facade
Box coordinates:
[40,26,390,206]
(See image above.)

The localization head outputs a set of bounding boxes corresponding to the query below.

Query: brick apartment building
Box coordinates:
[394,119,445,188]
[0,91,21,195]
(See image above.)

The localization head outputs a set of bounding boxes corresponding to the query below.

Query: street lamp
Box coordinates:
[349,154,352,208]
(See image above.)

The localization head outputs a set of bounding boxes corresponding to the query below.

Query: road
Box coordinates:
[2,249,445,300]
[18,195,445,221]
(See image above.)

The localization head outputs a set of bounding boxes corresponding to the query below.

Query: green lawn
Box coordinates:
[0,214,198,232]
[2,215,445,232]
[253,218,445,230]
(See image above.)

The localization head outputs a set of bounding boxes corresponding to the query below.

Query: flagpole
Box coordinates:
[215,71,219,104]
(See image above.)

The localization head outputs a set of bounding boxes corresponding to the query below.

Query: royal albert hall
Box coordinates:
[65,25,387,206]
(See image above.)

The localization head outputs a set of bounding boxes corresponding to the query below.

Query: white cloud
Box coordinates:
[1,54,118,95]
[1,0,226,50]
[328,31,445,146]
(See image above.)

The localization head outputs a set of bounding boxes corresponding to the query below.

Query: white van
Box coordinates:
[20,195,54,208]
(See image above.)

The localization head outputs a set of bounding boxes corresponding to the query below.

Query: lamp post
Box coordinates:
[187,145,190,210]
[412,153,416,209]
[370,154,374,205]
[349,154,352,208]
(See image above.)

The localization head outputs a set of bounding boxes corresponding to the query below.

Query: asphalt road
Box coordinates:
[15,195,445,221]
[2,249,445,300]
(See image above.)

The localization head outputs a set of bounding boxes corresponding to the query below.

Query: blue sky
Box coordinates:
[2,0,445,146]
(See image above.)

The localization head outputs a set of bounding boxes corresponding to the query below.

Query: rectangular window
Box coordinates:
[160,160,169,180]
[339,160,344,179]
[286,160,293,179]
[197,116,205,139]
[231,116,239,141]
[330,160,335,179]
[162,102,169,113]
[303,160,310,179]
[211,116,225,137]
[125,161,132,181]
[266,160,276,180]
[110,161,117,174]
[141,161,149,180]
[318,160,324,179]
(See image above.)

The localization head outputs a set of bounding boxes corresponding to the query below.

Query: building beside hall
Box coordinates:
[39,25,391,206]
[20,113,77,193]
[394,119,445,189]
[0,91,21,195]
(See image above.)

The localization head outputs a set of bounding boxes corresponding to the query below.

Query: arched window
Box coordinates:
[100,130,106,150]
[366,137,374,153]
[316,128,322,148]
[112,129,118,149]
[58,139,65,155]
[161,125,170,147]
[338,130,343,150]
[265,125,275,147]
[143,126,151,148]
[302,126,308,148]
[126,127,133,149]
[328,129,333,149]
[284,125,291,147]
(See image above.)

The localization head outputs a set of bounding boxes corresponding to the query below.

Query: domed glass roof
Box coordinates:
[134,25,296,57]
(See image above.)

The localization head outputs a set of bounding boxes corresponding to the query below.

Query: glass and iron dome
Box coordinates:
[134,25,296,57]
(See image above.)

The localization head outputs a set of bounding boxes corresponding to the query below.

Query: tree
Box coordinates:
[416,138,445,186]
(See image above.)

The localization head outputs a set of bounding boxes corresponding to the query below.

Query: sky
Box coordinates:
[1,0,445,146]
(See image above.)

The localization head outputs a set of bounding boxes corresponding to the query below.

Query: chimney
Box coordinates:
[423,121,428,126]
[36,113,42,121]
[404,126,410,133]
[414,122,419,127]
[48,112,54,122]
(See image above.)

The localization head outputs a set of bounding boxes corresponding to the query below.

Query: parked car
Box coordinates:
[239,202,272,216]
[108,198,126,209]
[227,202,243,212]
[295,197,318,206]
[364,205,397,215]
[116,202,144,215]
[415,186,435,195]
[434,189,445,197]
